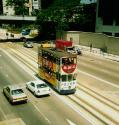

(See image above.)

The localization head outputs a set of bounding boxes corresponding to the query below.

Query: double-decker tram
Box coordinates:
[38,47,77,94]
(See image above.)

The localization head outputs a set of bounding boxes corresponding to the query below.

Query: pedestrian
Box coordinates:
[90,43,92,52]
[6,32,8,39]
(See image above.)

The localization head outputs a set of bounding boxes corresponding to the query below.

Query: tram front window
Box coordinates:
[62,58,75,65]
[68,74,72,81]
[62,75,66,82]
[73,73,77,80]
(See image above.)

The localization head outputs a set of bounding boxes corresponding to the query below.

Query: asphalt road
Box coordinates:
[77,53,119,104]
[0,46,92,125]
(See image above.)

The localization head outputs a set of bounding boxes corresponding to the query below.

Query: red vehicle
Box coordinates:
[55,39,72,50]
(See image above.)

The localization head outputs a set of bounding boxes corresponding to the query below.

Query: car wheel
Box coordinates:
[8,98,12,103]
[26,85,28,90]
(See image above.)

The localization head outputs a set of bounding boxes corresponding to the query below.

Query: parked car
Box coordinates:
[23,41,33,48]
[3,85,28,104]
[26,80,51,96]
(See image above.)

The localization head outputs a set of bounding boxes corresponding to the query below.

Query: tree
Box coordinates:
[36,0,96,40]
[37,0,81,39]
[6,0,29,15]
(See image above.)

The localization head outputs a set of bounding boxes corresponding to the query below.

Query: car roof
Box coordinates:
[7,85,22,90]
[30,80,45,85]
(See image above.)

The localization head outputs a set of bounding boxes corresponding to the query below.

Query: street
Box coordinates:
[0,43,92,125]
[0,42,119,125]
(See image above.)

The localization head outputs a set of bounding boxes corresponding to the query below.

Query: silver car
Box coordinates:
[3,85,28,104]
[26,80,51,97]
[23,41,33,48]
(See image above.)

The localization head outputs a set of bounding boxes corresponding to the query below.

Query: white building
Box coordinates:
[32,0,41,10]
[2,0,14,15]
[2,0,41,16]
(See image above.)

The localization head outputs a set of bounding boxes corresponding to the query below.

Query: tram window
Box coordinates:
[68,74,72,81]
[68,58,73,64]
[74,58,76,63]
[71,58,74,64]
[62,58,74,65]
[56,73,60,81]
[73,73,77,80]
[62,58,65,64]
[62,75,66,82]
[62,58,69,64]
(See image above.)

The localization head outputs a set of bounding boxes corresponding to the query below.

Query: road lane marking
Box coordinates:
[2,48,119,125]
[53,92,96,125]
[0,118,26,125]
[0,107,7,120]
[31,102,51,124]
[78,70,119,89]
[66,119,77,125]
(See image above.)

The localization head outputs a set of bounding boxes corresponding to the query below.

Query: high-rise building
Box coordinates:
[95,0,119,37]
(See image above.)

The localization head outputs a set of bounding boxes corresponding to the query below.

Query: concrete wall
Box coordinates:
[56,31,119,55]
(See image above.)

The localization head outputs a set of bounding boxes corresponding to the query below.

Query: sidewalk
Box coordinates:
[79,45,119,62]
[0,28,32,40]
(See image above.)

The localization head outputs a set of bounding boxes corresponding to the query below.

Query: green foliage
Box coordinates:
[37,0,81,32]
[36,0,96,39]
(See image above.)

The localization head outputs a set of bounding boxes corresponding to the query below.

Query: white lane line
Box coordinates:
[0,107,7,120]
[2,48,116,125]
[66,119,77,125]
[53,92,96,125]
[78,70,119,89]
[32,102,51,124]
[1,48,51,124]
[0,48,37,79]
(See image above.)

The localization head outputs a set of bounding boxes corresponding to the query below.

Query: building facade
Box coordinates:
[32,0,41,10]
[2,0,14,15]
[1,0,41,16]
[95,0,119,37]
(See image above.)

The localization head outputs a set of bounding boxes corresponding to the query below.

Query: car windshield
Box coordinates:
[11,89,24,95]
[67,47,73,50]
[37,84,47,88]
[27,41,32,44]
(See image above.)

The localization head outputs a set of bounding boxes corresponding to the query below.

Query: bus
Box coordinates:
[38,47,77,94]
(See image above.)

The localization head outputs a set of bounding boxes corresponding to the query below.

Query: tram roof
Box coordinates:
[38,47,77,58]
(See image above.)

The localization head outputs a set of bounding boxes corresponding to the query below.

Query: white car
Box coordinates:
[26,80,51,96]
[3,85,28,104]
